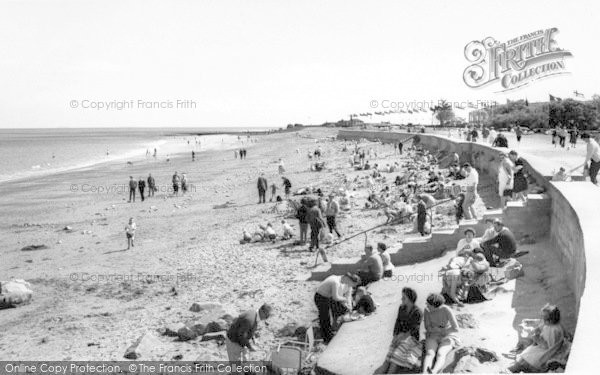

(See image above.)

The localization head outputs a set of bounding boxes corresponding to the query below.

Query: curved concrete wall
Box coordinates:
[338,129,600,372]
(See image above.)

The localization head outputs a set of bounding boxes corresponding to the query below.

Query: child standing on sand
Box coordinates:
[125,218,136,250]
[269,183,277,202]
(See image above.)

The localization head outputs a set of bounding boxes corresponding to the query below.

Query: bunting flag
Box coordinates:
[549,94,562,102]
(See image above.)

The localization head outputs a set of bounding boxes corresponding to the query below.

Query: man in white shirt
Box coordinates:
[314,273,360,343]
[480,219,497,242]
[462,163,479,220]
[488,128,498,145]
[455,228,481,257]
[571,133,600,184]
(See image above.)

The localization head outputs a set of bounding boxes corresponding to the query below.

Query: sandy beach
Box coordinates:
[0,127,579,370]
[0,127,421,360]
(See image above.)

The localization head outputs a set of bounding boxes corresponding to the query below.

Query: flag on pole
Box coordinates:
[549,94,562,102]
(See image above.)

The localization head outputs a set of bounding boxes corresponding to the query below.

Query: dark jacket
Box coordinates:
[147,176,155,188]
[393,304,422,341]
[257,177,268,192]
[483,228,517,254]
[226,310,258,347]
[138,179,146,189]
[296,205,308,224]
[129,179,138,190]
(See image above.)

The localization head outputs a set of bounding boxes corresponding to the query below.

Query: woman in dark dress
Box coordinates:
[509,150,528,201]
[379,287,423,374]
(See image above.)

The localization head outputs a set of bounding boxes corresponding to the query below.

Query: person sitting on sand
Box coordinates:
[440,256,468,307]
[462,253,491,303]
[380,287,423,374]
[508,304,565,373]
[125,217,136,250]
[357,235,384,286]
[478,219,517,266]
[479,218,497,242]
[378,242,393,278]
[265,223,277,242]
[455,228,481,257]
[281,220,294,240]
[422,293,461,374]
[353,286,376,315]
[552,167,571,182]
[240,229,252,244]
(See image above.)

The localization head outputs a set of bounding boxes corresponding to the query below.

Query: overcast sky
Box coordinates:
[0,0,598,128]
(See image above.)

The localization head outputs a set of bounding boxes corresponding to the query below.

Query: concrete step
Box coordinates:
[482,208,503,221]
[399,235,432,253]
[506,200,526,209]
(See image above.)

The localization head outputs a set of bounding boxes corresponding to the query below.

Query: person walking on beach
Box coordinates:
[147,173,156,197]
[153,148,157,158]
[234,149,238,159]
[282,176,292,199]
[172,172,180,196]
[569,126,578,149]
[181,173,188,194]
[125,217,136,249]
[515,125,523,145]
[398,141,403,155]
[138,177,146,202]
[325,193,342,238]
[257,173,268,204]
[191,151,195,162]
[226,303,273,362]
[128,176,137,203]
[571,133,600,184]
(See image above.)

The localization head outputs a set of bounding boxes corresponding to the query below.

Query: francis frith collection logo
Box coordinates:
[463,28,573,92]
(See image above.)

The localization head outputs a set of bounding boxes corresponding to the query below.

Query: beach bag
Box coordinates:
[465,284,488,303]
[505,260,524,280]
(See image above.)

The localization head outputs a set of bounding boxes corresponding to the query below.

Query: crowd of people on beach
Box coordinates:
[222,130,580,372]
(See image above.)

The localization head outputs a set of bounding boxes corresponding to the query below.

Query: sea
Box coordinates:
[0,127,272,184]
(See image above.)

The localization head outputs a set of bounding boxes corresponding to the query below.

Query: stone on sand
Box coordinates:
[189,302,223,312]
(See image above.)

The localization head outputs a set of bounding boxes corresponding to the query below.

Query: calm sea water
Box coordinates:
[0,127,269,183]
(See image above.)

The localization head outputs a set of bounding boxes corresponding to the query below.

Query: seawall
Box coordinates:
[337,129,600,372]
